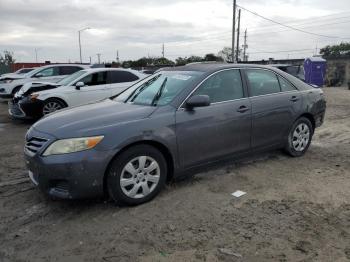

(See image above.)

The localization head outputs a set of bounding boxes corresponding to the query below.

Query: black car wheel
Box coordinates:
[42,98,66,115]
[285,117,313,157]
[107,145,167,206]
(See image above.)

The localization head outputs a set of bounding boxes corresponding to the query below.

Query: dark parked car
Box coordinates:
[24,63,326,205]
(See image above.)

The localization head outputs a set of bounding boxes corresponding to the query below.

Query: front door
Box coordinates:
[68,71,109,106]
[175,69,251,168]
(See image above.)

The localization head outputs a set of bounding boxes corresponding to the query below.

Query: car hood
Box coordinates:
[32,99,157,138]
[0,74,26,81]
[17,81,60,97]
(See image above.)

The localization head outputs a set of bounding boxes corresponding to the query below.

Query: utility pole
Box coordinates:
[116,50,120,63]
[78,27,90,64]
[162,43,165,58]
[235,9,241,63]
[97,53,101,64]
[35,48,39,63]
[232,0,236,63]
[243,29,248,62]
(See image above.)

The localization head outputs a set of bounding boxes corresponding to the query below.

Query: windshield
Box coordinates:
[115,71,202,106]
[57,70,87,86]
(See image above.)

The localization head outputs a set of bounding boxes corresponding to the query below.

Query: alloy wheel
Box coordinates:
[43,101,63,115]
[120,156,160,199]
[292,123,310,152]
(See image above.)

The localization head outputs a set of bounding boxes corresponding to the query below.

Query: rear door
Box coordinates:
[175,69,251,168]
[244,68,302,149]
[66,71,109,106]
[107,71,140,96]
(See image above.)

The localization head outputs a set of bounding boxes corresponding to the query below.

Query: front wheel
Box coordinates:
[285,117,313,157]
[107,145,167,206]
[42,98,66,115]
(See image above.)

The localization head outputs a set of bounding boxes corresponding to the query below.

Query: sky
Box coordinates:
[0,0,349,63]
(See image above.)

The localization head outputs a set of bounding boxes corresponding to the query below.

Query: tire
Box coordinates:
[285,117,313,157]
[42,98,66,115]
[107,145,167,206]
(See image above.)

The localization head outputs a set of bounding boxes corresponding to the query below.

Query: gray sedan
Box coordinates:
[24,63,326,205]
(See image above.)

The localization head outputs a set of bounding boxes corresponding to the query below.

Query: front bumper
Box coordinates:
[24,128,116,199]
[0,93,13,99]
[0,86,13,99]
[9,98,44,119]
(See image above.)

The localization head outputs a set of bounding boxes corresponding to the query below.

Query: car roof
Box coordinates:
[81,68,142,73]
[39,64,90,69]
[161,62,285,74]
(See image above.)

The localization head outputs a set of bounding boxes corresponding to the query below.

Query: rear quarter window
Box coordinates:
[60,66,83,75]
[108,71,139,84]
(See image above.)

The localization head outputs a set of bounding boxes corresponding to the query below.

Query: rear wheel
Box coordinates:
[42,98,66,115]
[107,145,167,206]
[285,117,313,157]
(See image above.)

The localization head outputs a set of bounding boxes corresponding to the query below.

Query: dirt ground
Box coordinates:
[0,87,349,262]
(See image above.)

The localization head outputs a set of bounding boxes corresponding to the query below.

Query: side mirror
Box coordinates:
[75,81,85,90]
[185,95,210,109]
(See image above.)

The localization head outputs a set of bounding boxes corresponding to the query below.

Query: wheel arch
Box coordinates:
[103,140,175,196]
[11,85,23,94]
[298,113,316,131]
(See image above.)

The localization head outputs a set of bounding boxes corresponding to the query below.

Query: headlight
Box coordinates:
[43,136,104,156]
[30,93,39,101]
[5,79,13,83]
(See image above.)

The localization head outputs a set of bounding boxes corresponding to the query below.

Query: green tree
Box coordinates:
[218,47,233,62]
[320,42,350,57]
[0,50,16,66]
[204,53,224,62]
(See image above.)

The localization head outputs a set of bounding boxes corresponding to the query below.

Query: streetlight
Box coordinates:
[78,27,90,64]
[35,48,41,63]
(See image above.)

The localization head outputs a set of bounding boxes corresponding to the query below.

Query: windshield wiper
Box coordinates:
[151,77,168,106]
[126,75,161,103]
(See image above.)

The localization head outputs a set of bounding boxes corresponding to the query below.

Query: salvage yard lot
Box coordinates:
[0,87,349,262]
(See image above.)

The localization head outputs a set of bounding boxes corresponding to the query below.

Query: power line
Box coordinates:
[237,4,343,39]
[248,48,314,54]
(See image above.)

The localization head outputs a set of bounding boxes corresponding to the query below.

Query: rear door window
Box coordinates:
[246,69,280,96]
[108,71,139,84]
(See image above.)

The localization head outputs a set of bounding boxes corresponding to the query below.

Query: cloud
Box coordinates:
[0,0,349,62]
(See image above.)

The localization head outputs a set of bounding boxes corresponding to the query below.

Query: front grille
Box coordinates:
[25,137,48,154]
[54,181,69,192]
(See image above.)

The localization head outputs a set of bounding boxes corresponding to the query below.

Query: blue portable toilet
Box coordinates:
[304,57,326,87]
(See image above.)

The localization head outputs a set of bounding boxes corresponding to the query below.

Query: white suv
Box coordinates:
[9,68,146,119]
[0,64,88,99]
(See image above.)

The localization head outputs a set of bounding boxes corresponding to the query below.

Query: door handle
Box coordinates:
[290,96,299,102]
[237,105,249,113]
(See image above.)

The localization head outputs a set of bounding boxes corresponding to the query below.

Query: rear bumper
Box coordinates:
[315,110,325,128]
